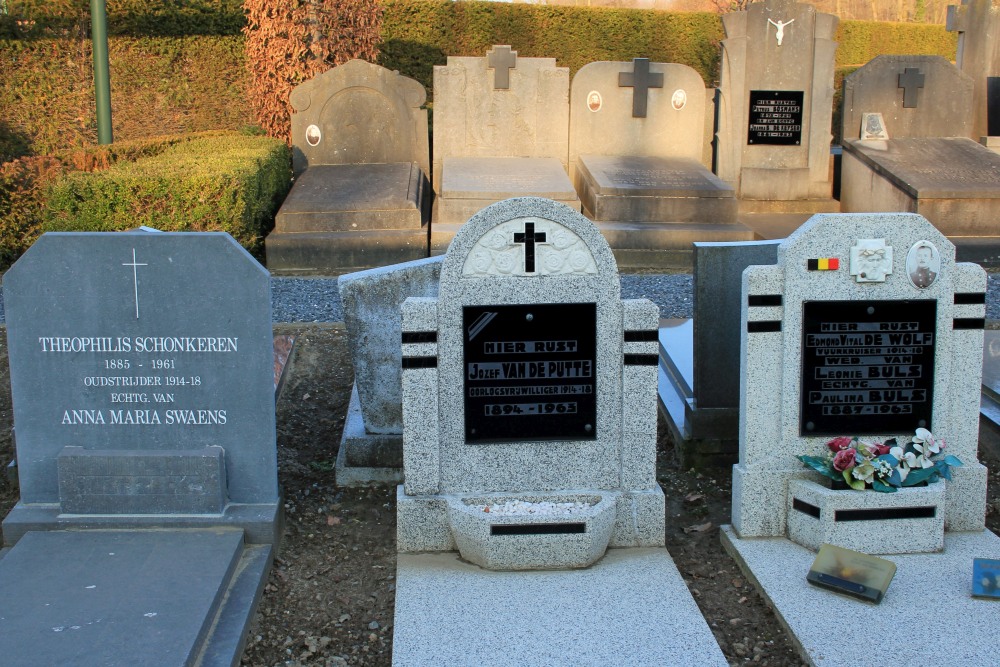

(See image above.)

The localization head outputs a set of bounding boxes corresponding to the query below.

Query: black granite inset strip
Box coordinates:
[953,318,986,330]
[954,292,987,305]
[402,331,437,344]
[747,321,781,333]
[624,330,659,342]
[491,523,586,536]
[792,498,821,519]
[748,294,782,307]
[624,354,659,366]
[834,506,936,522]
[401,356,437,369]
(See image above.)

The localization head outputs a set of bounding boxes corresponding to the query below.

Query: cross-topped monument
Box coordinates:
[899,67,925,108]
[947,0,1000,138]
[487,45,518,90]
[618,58,663,118]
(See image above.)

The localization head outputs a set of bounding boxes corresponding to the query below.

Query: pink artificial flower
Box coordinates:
[867,442,891,456]
[826,436,853,453]
[832,448,858,472]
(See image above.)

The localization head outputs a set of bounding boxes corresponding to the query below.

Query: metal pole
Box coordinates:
[90,0,112,144]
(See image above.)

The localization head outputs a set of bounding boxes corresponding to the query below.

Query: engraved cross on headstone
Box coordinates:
[487,45,518,90]
[898,68,925,109]
[618,58,663,118]
[513,222,546,273]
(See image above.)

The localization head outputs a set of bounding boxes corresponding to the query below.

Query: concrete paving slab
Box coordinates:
[722,525,1000,666]
[393,547,727,667]
[0,529,246,667]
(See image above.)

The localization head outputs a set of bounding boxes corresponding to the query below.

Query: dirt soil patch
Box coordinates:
[1,324,999,666]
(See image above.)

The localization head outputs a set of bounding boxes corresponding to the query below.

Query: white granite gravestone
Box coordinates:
[392,197,727,666]
[568,59,749,269]
[430,46,579,251]
[840,55,1000,237]
[727,213,988,554]
[267,59,431,273]
[715,0,839,215]
[0,230,280,666]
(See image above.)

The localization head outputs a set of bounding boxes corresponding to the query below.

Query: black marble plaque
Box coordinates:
[748,90,804,145]
[464,303,597,443]
[800,300,936,436]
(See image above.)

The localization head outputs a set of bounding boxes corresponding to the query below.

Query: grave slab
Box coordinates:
[0,529,270,667]
[722,526,1000,667]
[842,137,1000,235]
[392,549,728,667]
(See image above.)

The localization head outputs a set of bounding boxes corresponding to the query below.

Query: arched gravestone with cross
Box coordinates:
[840,55,1000,236]
[396,197,663,570]
[568,59,749,269]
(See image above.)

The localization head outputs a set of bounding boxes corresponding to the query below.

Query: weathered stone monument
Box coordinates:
[267,59,431,273]
[568,59,750,269]
[391,197,726,665]
[948,0,1000,142]
[722,213,1000,664]
[0,231,280,665]
[715,0,839,215]
[430,47,579,251]
[336,256,442,485]
[840,55,1000,237]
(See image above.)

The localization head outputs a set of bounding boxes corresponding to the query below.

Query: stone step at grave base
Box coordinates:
[392,548,728,667]
[737,198,841,216]
[0,529,271,667]
[787,479,945,554]
[722,526,1000,666]
[336,384,403,487]
[588,221,756,272]
[265,229,430,275]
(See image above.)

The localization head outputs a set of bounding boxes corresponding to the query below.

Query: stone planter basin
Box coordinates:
[446,492,617,571]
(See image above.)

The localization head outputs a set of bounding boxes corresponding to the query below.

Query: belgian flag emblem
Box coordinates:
[807,258,839,271]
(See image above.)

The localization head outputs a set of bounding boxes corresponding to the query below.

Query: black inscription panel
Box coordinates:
[748,90,804,145]
[800,300,936,436]
[464,303,597,443]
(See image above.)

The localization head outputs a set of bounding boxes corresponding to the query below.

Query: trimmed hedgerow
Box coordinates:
[43,133,291,255]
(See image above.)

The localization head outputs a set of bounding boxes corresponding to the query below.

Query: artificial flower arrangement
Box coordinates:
[797,428,962,493]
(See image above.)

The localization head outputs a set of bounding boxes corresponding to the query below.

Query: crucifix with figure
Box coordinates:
[618,58,663,119]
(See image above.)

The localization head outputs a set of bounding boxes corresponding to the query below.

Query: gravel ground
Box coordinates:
[1,272,997,324]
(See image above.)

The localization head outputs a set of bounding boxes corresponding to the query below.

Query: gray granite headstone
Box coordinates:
[715,0,838,205]
[2,231,279,543]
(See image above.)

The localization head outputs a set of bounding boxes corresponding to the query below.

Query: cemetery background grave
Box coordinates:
[1,319,1000,665]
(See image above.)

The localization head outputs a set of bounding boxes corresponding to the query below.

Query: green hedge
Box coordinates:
[836,20,956,66]
[380,1,723,88]
[0,0,246,38]
[44,133,291,255]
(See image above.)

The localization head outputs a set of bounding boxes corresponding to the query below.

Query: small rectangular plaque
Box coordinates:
[463,303,597,443]
[807,543,897,604]
[800,300,936,436]
[748,90,804,145]
[972,558,1000,599]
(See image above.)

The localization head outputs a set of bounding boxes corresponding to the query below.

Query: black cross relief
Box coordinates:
[487,45,517,90]
[618,58,663,118]
[898,68,925,109]
[513,222,546,273]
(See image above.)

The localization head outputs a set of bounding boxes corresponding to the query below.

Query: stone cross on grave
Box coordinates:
[618,58,663,118]
[513,221,547,273]
[487,45,518,90]
[898,67,925,108]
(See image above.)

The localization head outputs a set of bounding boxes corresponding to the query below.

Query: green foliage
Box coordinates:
[0,155,64,269]
[836,20,957,67]
[0,37,250,157]
[44,133,291,255]
[379,1,724,90]
[0,0,245,38]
